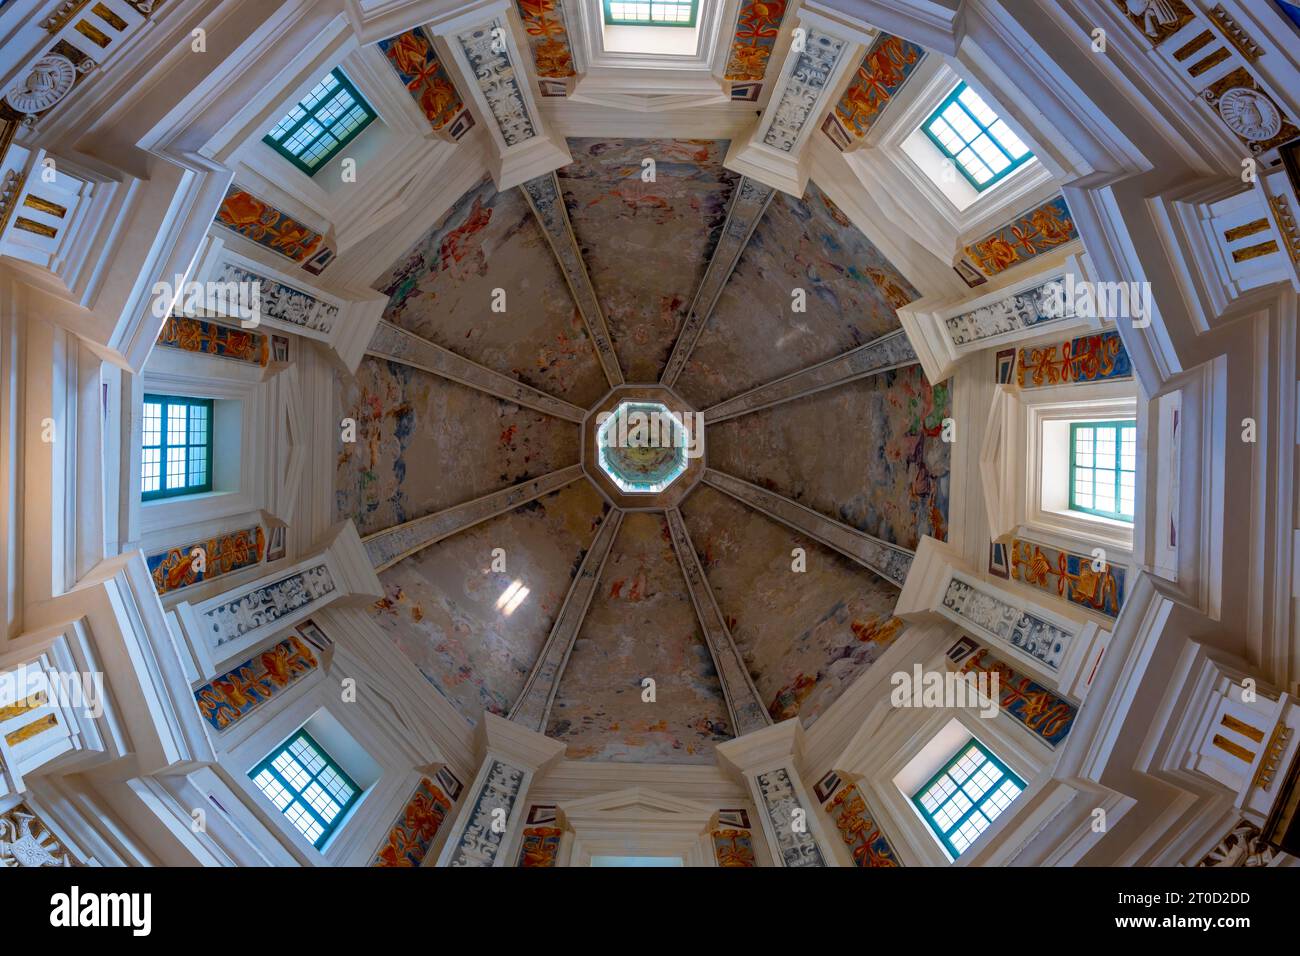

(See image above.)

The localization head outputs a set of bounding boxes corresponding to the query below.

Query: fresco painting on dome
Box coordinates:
[1016,329,1132,388]
[333,358,580,536]
[681,487,905,726]
[960,194,1078,278]
[373,481,607,724]
[678,180,920,409]
[558,138,737,382]
[374,176,608,408]
[546,512,733,763]
[707,365,951,549]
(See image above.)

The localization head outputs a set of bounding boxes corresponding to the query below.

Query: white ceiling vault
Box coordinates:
[0,0,1298,876]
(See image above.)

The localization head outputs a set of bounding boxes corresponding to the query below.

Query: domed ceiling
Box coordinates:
[334,137,950,764]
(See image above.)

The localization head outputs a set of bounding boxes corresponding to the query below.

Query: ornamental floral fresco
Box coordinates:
[707,365,951,549]
[712,828,757,866]
[724,0,789,82]
[155,317,268,366]
[825,783,903,867]
[677,180,920,409]
[147,526,265,595]
[558,138,738,383]
[830,33,927,142]
[681,486,905,726]
[372,481,607,723]
[375,176,608,408]
[371,777,454,867]
[996,537,1127,619]
[214,186,328,265]
[516,0,576,79]
[954,644,1078,747]
[377,27,465,132]
[960,195,1079,278]
[333,358,580,536]
[546,512,733,763]
[193,633,318,732]
[1016,329,1132,388]
[517,826,564,866]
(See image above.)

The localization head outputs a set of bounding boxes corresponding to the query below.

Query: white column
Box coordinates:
[434,712,565,867]
[716,719,841,867]
[723,2,875,197]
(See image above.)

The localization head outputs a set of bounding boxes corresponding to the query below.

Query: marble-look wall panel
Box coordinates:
[677,180,918,408]
[373,176,607,408]
[334,358,580,536]
[558,138,737,383]
[680,486,904,726]
[372,480,608,723]
[707,365,950,549]
[546,512,733,763]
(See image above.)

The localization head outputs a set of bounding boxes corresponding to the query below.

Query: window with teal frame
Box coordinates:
[912,738,1026,859]
[603,1,697,26]
[263,68,376,176]
[249,730,361,848]
[141,394,212,501]
[922,82,1033,191]
[1069,420,1136,522]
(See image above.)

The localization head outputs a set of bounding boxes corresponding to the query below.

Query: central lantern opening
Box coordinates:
[596,401,689,494]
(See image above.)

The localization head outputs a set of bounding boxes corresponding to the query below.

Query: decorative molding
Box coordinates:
[762,30,849,153]
[703,469,913,588]
[446,758,525,867]
[520,172,623,386]
[661,177,775,387]
[213,186,332,270]
[362,465,584,571]
[367,320,587,422]
[509,507,622,731]
[0,804,76,867]
[951,641,1078,748]
[703,329,917,423]
[456,20,537,146]
[756,767,827,867]
[665,508,770,736]
[941,575,1072,671]
[1000,536,1127,620]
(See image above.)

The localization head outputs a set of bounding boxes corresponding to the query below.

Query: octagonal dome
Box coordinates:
[597,401,689,494]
